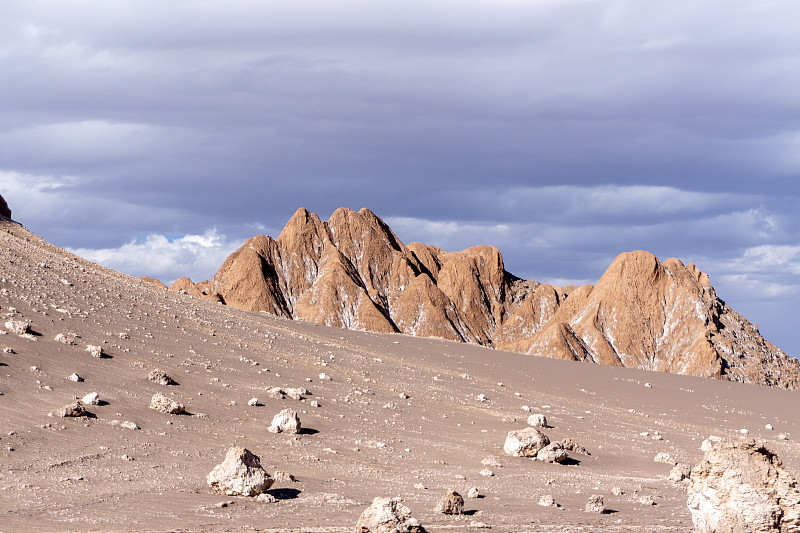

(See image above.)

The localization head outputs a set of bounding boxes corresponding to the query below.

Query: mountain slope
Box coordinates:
[166,207,799,390]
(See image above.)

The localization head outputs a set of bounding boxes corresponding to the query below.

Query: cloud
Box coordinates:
[69,229,239,284]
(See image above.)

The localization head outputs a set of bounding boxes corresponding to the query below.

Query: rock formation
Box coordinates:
[165,207,800,389]
[434,489,464,515]
[0,193,11,219]
[687,439,800,532]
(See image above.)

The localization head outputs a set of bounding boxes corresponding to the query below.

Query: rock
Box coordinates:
[639,496,656,506]
[148,369,176,386]
[765,424,774,430]
[479,468,494,477]
[207,446,273,496]
[285,387,307,400]
[85,345,104,358]
[355,496,426,533]
[611,487,625,496]
[256,493,277,503]
[701,435,722,452]
[538,495,557,507]
[668,463,691,482]
[82,392,100,405]
[584,494,605,514]
[121,421,140,430]
[248,398,259,406]
[558,437,590,455]
[0,193,11,219]
[527,413,548,428]
[687,439,800,532]
[265,386,285,399]
[434,489,464,515]
[503,427,550,457]
[536,442,569,464]
[273,471,296,483]
[5,321,30,335]
[149,392,185,414]
[50,400,88,418]
[55,333,77,345]
[481,456,501,467]
[654,452,675,464]
[467,487,480,498]
[67,373,83,382]
[268,408,301,434]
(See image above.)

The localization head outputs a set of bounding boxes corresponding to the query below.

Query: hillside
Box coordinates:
[165,207,800,390]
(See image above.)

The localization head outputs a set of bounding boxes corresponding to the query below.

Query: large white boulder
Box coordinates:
[503,427,550,457]
[206,446,273,497]
[355,497,426,533]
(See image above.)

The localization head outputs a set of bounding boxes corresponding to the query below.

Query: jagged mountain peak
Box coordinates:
[163,208,799,390]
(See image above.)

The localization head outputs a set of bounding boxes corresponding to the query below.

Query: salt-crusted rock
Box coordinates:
[82,392,100,405]
[273,471,296,483]
[268,408,300,434]
[559,437,591,455]
[687,439,800,532]
[265,386,285,399]
[503,427,550,457]
[148,369,176,386]
[584,494,605,513]
[111,419,140,430]
[481,456,501,467]
[86,345,104,358]
[527,413,548,428]
[701,435,722,452]
[434,489,464,515]
[5,321,30,335]
[536,442,569,463]
[206,446,273,497]
[467,487,480,499]
[50,400,88,418]
[668,463,691,482]
[67,373,83,382]
[149,392,185,414]
[479,468,494,477]
[285,387,308,400]
[256,493,277,503]
[355,496,427,533]
[248,398,259,406]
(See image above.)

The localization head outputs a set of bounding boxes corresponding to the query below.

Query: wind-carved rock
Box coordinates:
[166,207,800,390]
[687,440,800,532]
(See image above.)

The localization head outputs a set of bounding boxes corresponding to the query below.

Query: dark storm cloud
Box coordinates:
[1,0,799,353]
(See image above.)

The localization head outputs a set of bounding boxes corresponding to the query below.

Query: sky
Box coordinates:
[1,0,798,356]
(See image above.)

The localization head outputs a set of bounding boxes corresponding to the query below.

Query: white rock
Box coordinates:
[206,446,273,497]
[248,398,259,406]
[85,345,104,358]
[268,408,301,434]
[654,452,676,464]
[149,392,185,414]
[82,392,100,405]
[765,424,774,431]
[538,494,557,507]
[467,487,480,498]
[503,427,550,457]
[5,321,30,335]
[355,496,425,533]
[67,373,83,382]
[527,413,548,428]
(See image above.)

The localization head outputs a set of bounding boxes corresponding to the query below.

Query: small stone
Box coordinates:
[527,413,548,428]
[668,463,691,482]
[248,398,259,406]
[268,408,301,434]
[611,487,625,496]
[480,468,494,477]
[538,494,557,507]
[273,471,296,483]
[310,400,320,408]
[121,421,140,430]
[654,452,675,464]
[584,494,605,514]
[639,495,656,506]
[148,369,176,386]
[434,489,464,515]
[477,394,487,402]
[481,456,501,467]
[81,392,100,405]
[778,434,788,440]
[319,373,331,380]
[765,424,774,431]
[467,487,480,498]
[49,400,88,418]
[55,333,76,345]
[67,373,83,382]
[149,392,185,414]
[256,493,277,503]
[644,382,652,388]
[414,483,426,490]
[85,345,104,358]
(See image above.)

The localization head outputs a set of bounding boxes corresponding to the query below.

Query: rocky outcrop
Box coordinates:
[167,207,800,390]
[207,446,273,496]
[0,193,11,219]
[687,439,800,532]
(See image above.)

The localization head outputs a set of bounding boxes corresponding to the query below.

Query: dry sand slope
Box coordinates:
[0,218,798,532]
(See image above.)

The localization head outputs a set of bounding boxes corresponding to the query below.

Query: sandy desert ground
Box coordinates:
[1,218,798,532]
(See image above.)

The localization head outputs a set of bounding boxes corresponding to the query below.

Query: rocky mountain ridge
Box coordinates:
[154,207,798,389]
